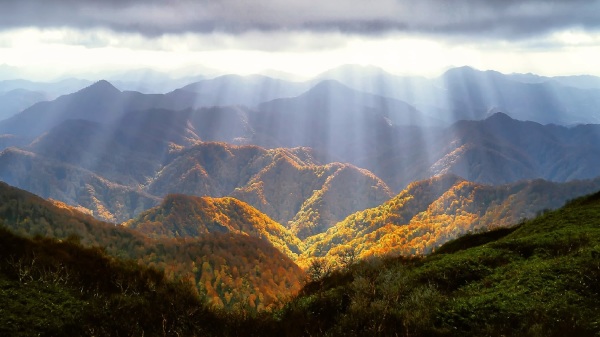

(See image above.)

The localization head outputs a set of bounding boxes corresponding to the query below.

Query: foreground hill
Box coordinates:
[3,181,600,335]
[0,182,304,310]
[304,174,600,260]
[0,227,219,337]
[277,189,600,336]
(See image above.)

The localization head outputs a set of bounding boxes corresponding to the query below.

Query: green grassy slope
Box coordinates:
[277,191,600,336]
[0,227,220,337]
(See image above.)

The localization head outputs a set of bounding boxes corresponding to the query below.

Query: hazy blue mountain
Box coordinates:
[174,74,310,108]
[0,77,92,121]
[507,72,600,90]
[0,78,91,98]
[0,147,159,222]
[0,80,203,139]
[22,106,255,186]
[316,65,600,125]
[437,66,600,124]
[0,77,302,140]
[108,68,207,93]
[553,74,600,90]
[0,89,48,121]
[250,80,439,163]
[365,112,600,191]
[314,64,453,120]
[26,117,193,186]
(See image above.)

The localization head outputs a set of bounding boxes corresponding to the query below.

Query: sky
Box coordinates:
[0,0,599,81]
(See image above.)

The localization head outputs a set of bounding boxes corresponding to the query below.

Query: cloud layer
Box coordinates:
[1,0,599,38]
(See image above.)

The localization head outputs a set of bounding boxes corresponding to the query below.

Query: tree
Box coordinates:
[337,246,357,270]
[307,258,332,282]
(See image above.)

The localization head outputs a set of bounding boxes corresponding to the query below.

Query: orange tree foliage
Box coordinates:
[304,175,600,262]
[125,194,302,260]
[0,182,304,311]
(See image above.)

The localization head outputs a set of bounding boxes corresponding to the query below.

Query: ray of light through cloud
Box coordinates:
[0,0,599,80]
[0,0,599,192]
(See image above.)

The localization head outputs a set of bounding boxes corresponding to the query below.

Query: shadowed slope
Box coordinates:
[0,147,160,222]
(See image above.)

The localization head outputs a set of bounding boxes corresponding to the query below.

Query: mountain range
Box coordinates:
[1,66,600,281]
[1,74,598,187]
[3,65,600,130]
[315,64,600,125]
[2,64,600,336]
[0,71,599,234]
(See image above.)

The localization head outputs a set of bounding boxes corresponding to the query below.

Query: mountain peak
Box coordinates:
[306,79,354,94]
[442,65,478,76]
[485,111,514,122]
[80,80,120,94]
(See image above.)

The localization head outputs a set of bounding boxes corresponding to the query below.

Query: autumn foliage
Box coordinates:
[0,182,304,311]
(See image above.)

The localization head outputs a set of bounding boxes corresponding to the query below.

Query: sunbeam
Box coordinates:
[2,1,600,334]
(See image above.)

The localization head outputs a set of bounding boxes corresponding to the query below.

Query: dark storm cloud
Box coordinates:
[1,0,599,38]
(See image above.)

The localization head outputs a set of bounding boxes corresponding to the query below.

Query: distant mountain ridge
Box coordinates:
[2,107,600,225]
[315,64,600,125]
[0,80,206,138]
[3,64,600,128]
[356,112,600,191]
[175,74,310,107]
[0,89,49,121]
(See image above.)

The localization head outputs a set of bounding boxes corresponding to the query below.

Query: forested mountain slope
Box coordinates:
[304,174,600,260]
[277,190,600,336]
[0,182,305,310]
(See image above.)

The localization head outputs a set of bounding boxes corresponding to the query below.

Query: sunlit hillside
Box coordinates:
[276,189,600,337]
[0,182,304,311]
[3,180,600,336]
[125,193,303,260]
[2,1,600,335]
[304,174,600,260]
